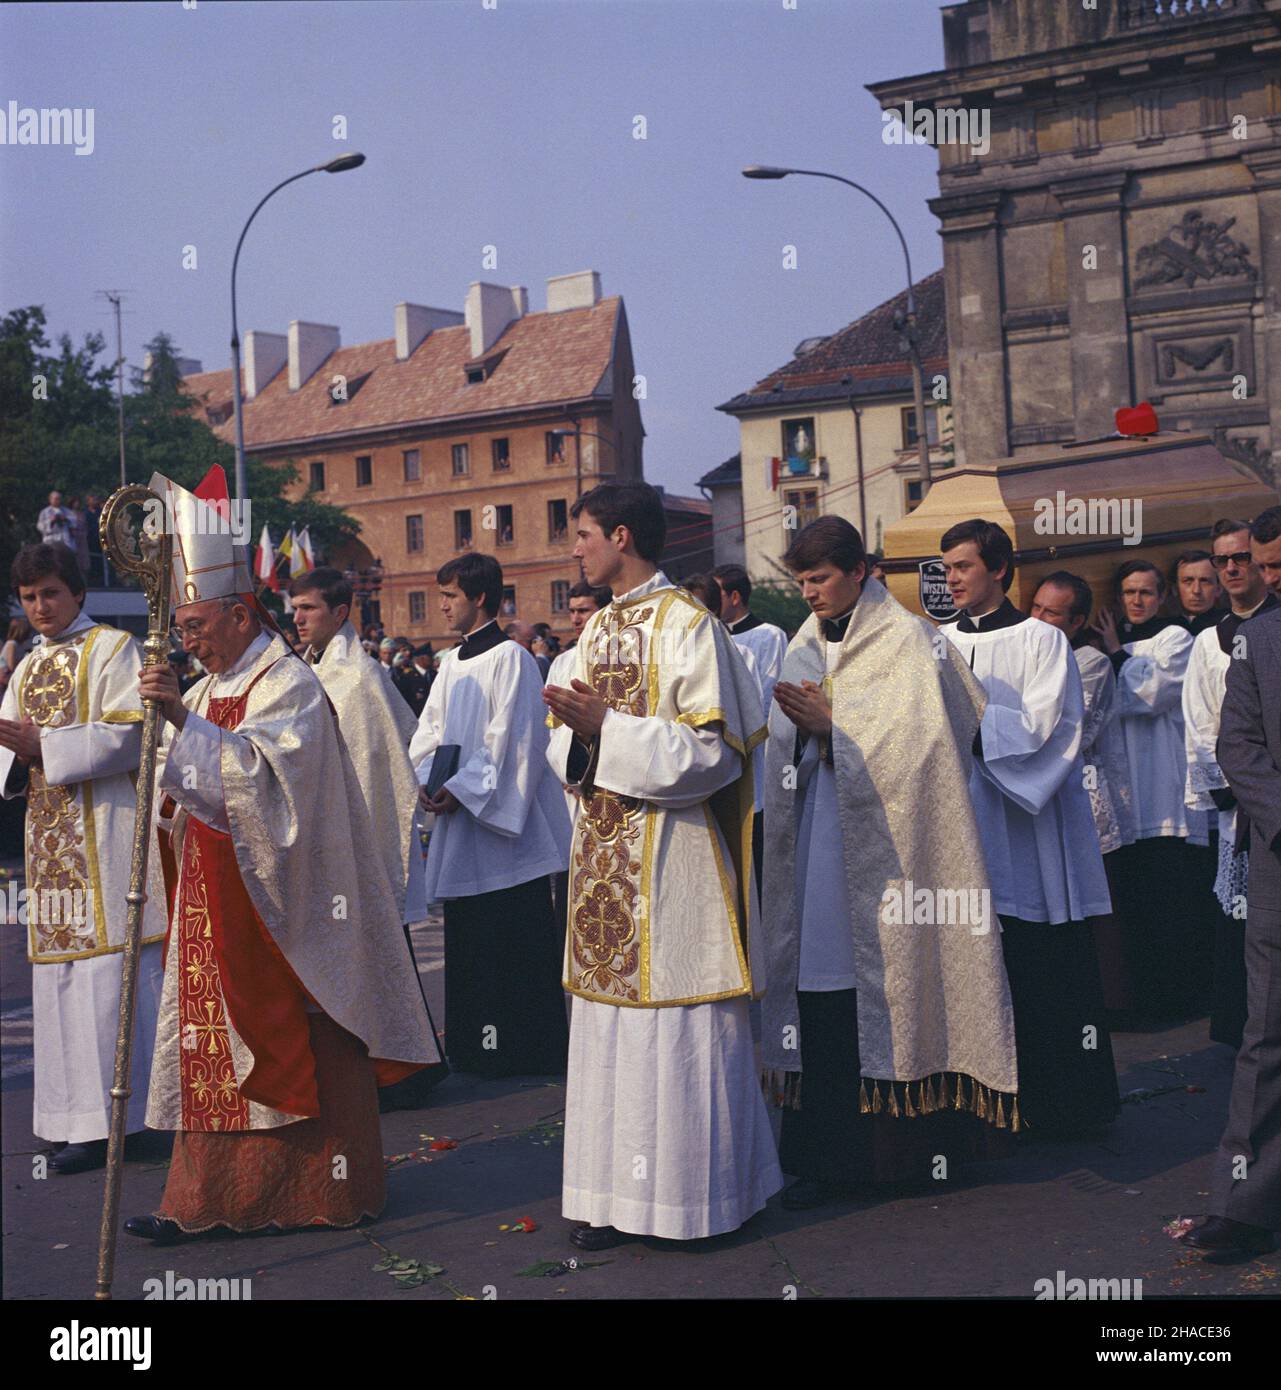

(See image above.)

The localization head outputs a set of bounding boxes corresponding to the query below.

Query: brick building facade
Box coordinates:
[180,270,644,643]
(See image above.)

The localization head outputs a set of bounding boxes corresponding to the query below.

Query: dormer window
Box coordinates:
[462,347,506,385]
[329,371,371,406]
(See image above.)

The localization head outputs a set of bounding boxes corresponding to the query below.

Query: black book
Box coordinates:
[423,744,461,800]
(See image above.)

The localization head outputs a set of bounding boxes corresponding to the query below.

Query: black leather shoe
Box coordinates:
[50,1141,107,1175]
[1184,1216,1276,1261]
[568,1224,629,1251]
[123,1215,192,1245]
[781,1178,858,1211]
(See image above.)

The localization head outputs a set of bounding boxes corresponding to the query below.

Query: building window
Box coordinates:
[546,431,566,465]
[355,455,373,488]
[501,585,516,617]
[551,580,570,614]
[406,514,424,553]
[308,460,325,492]
[548,498,568,543]
[403,448,421,482]
[491,437,510,471]
[783,487,820,533]
[465,365,485,385]
[454,509,473,551]
[451,443,469,476]
[408,591,426,623]
[903,479,925,514]
[782,418,816,465]
[496,504,514,546]
[902,406,940,449]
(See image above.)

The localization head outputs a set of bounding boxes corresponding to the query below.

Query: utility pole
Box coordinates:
[99,291,128,485]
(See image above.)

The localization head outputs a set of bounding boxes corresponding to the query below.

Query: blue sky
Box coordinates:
[1,0,946,494]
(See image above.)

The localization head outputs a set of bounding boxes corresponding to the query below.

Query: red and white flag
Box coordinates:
[254,524,279,592]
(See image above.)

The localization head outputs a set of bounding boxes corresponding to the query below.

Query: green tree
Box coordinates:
[0,311,358,588]
[749,578,811,637]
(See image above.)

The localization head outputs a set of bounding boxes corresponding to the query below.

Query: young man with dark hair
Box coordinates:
[1172,548,1223,635]
[291,566,447,1105]
[0,544,167,1175]
[547,580,612,931]
[1249,504,1281,599]
[762,516,1017,1207]
[1095,555,1206,1020]
[544,480,780,1249]
[1030,571,1135,860]
[939,518,1016,597]
[713,563,788,888]
[409,551,570,1077]
[941,521,1118,1137]
[1182,520,1278,1050]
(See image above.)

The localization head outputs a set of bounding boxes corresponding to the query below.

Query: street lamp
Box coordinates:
[742,164,932,497]
[549,423,617,500]
[230,153,367,500]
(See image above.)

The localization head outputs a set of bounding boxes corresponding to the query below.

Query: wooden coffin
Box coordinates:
[881,433,1278,623]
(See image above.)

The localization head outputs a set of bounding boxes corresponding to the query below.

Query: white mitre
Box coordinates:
[148,465,252,607]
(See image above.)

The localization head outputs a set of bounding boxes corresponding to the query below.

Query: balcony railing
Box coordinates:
[1122,0,1239,27]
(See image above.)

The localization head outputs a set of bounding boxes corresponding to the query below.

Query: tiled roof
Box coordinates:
[717,270,947,413]
[696,453,742,489]
[181,298,624,449]
[661,493,711,516]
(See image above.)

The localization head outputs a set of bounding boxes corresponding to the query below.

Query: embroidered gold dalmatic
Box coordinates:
[0,621,166,962]
[548,582,766,1007]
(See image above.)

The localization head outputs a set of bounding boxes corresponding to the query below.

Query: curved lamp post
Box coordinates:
[549,423,617,500]
[230,153,366,500]
[742,164,932,496]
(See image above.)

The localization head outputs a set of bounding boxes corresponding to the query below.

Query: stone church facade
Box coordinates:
[869,0,1281,486]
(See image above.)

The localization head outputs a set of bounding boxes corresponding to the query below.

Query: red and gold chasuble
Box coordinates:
[162,668,320,1131]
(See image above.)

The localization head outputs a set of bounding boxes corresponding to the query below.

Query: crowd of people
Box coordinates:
[1,466,1277,1272]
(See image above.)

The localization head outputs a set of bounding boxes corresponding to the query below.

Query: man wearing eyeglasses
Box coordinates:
[1183,519,1279,1052]
[1185,503,1281,1264]
[124,467,439,1246]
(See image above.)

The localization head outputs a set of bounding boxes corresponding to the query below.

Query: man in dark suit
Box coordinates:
[1187,506,1281,1261]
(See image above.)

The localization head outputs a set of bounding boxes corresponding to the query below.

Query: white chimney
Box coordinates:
[244,330,287,398]
[465,282,527,359]
[395,302,464,361]
[546,270,601,312]
[288,321,340,391]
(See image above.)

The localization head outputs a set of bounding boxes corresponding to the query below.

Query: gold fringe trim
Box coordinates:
[761,1067,1018,1129]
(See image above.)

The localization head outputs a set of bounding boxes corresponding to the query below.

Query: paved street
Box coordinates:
[2,859,1276,1305]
